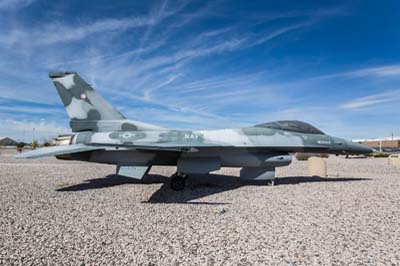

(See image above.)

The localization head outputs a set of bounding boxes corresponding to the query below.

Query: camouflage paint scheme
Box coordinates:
[17,72,373,183]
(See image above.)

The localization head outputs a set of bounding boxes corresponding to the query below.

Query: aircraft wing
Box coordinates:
[90,142,231,153]
[15,144,104,159]
[133,146,196,152]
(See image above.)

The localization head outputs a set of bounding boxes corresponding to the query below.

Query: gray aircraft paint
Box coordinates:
[50,72,163,132]
[17,72,373,182]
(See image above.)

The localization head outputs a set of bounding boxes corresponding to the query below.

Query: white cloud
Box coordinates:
[47,40,166,68]
[0,86,59,105]
[0,105,63,114]
[340,90,400,109]
[0,119,70,142]
[0,17,154,47]
[249,7,348,21]
[315,65,400,80]
[0,0,34,10]
[350,65,400,78]
[251,22,311,47]
[0,0,187,48]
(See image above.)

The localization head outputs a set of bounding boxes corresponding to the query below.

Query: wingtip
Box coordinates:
[14,154,26,159]
[49,72,77,79]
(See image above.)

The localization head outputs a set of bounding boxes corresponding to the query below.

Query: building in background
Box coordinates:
[0,137,18,147]
[354,137,400,152]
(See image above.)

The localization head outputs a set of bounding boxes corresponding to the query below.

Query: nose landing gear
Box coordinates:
[170,173,188,191]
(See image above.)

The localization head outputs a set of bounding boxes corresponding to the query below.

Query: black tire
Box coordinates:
[267,179,275,186]
[170,175,186,191]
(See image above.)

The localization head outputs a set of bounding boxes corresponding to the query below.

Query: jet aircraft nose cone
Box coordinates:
[346,141,374,155]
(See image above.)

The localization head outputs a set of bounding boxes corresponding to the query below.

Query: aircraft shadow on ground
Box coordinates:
[56,173,371,205]
[56,174,168,192]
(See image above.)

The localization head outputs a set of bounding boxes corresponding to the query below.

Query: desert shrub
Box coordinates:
[367,153,390,158]
[16,142,26,148]
[43,142,53,147]
[16,142,25,152]
[31,141,39,149]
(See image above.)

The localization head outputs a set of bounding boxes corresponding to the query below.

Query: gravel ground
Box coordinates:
[1,149,399,265]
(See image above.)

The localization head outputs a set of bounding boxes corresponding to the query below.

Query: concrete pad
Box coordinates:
[388,157,400,167]
[308,156,327,177]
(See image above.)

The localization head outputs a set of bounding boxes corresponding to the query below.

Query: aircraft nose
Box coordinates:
[346,141,374,155]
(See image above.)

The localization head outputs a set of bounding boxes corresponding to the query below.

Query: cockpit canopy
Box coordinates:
[255,120,325,135]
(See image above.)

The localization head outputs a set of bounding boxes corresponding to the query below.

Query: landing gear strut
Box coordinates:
[170,173,188,191]
[267,179,275,186]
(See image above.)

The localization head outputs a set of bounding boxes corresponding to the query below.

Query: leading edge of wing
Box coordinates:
[15,144,104,159]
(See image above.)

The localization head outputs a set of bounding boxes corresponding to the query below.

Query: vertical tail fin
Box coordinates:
[50,72,126,132]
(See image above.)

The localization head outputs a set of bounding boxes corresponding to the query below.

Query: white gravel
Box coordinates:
[1,149,399,265]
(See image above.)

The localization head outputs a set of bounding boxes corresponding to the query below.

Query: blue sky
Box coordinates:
[0,0,400,142]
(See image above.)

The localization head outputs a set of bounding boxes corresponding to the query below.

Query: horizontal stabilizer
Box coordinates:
[15,144,103,159]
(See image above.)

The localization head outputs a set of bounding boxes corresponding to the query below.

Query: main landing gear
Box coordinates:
[170,173,188,191]
[267,179,275,186]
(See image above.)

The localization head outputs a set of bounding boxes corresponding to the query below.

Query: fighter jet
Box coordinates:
[17,72,373,190]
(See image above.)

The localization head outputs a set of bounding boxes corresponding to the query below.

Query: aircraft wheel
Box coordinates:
[170,174,186,191]
[267,179,275,186]
[179,173,189,180]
